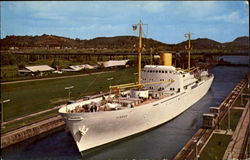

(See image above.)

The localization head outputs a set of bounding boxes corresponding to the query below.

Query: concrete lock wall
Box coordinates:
[1,116,65,149]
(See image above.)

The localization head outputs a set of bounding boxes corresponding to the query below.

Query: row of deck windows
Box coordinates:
[142,78,172,81]
[143,70,172,74]
[148,86,177,91]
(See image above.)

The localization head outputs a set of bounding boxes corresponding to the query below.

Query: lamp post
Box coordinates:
[1,99,10,128]
[193,138,202,160]
[134,73,138,83]
[228,107,231,132]
[65,86,74,112]
[107,77,113,96]
[65,86,74,100]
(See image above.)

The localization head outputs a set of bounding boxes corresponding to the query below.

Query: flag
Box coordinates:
[132,25,137,31]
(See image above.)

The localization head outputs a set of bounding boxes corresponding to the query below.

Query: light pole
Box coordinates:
[228,107,231,132]
[107,77,113,96]
[65,86,74,100]
[240,88,244,105]
[1,99,10,128]
[134,73,138,83]
[193,138,202,160]
[65,86,74,112]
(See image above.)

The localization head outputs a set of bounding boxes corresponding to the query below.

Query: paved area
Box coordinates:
[232,106,245,110]
[1,70,114,84]
[223,100,250,160]
[214,129,233,135]
[2,104,65,125]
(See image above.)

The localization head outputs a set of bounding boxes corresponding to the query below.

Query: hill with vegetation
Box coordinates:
[0,34,249,51]
[0,34,167,50]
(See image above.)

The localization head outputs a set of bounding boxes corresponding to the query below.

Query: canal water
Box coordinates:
[2,58,249,160]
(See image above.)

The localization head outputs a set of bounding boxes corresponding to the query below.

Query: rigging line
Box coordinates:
[82,67,105,93]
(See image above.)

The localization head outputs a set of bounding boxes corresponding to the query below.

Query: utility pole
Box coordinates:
[228,107,231,131]
[184,32,194,72]
[193,138,201,160]
[1,99,10,128]
[150,48,153,65]
[65,86,74,112]
[240,89,244,105]
[107,77,113,96]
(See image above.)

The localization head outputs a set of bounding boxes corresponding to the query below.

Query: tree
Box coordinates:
[51,59,60,68]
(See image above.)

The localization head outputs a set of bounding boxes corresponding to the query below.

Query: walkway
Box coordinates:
[1,70,114,84]
[223,100,250,160]
[2,104,65,125]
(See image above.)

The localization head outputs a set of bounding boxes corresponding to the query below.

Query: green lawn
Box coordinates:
[199,134,232,160]
[219,109,243,131]
[232,94,248,107]
[1,67,137,121]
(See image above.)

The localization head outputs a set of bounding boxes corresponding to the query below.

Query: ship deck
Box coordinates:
[69,91,174,113]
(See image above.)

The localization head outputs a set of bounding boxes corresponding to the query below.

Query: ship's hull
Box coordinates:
[61,76,214,152]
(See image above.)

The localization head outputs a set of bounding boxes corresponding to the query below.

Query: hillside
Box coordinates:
[176,38,222,49]
[223,36,249,47]
[0,35,168,49]
[0,34,249,51]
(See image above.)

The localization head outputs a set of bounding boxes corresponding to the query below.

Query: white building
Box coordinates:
[18,65,55,76]
[62,64,96,72]
[97,60,129,68]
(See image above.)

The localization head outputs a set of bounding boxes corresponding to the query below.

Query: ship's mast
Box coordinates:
[137,21,143,85]
[132,21,144,85]
[184,32,193,72]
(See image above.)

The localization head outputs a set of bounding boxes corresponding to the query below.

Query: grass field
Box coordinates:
[219,109,243,131]
[1,67,137,121]
[199,134,232,160]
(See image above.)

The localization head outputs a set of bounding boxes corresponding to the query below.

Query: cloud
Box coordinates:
[243,0,249,5]
[140,1,168,13]
[174,1,218,17]
[209,11,248,24]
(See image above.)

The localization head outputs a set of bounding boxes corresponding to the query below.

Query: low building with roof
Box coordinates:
[61,64,96,72]
[97,60,129,68]
[18,65,55,76]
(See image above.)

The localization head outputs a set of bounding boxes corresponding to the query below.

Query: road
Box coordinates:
[2,104,65,125]
[0,70,115,84]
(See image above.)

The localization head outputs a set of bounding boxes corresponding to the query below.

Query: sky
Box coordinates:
[1,1,249,44]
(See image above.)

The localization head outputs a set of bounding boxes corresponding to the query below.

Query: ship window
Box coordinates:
[169,71,172,74]
[153,70,155,73]
[156,70,158,73]
[183,75,185,77]
[165,71,168,73]
[178,88,180,92]
[173,88,175,91]
[150,70,152,73]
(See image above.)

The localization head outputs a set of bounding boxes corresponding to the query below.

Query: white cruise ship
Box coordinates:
[58,21,214,153]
